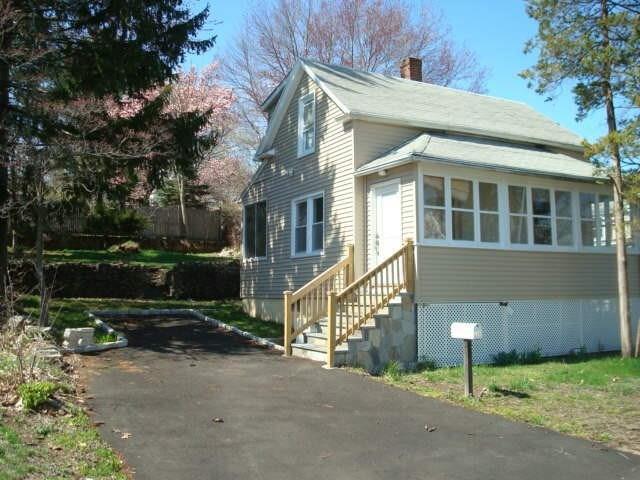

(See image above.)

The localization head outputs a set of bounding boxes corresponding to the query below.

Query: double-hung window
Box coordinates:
[598,194,613,246]
[451,179,474,241]
[531,187,552,245]
[479,182,500,243]
[292,193,324,256]
[297,92,316,157]
[508,186,528,244]
[243,201,267,259]
[555,190,574,246]
[580,193,597,247]
[424,176,446,239]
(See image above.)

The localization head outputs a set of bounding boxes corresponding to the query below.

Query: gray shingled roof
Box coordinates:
[354,133,600,181]
[303,59,583,150]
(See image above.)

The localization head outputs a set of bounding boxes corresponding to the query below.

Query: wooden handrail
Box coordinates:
[326,239,415,367]
[283,245,354,356]
[290,255,351,304]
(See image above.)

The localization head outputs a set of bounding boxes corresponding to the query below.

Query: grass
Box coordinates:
[375,354,640,454]
[0,326,127,478]
[0,409,128,479]
[16,296,283,340]
[27,248,236,268]
[0,423,33,480]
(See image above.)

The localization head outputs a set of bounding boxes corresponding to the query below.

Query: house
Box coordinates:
[240,57,640,370]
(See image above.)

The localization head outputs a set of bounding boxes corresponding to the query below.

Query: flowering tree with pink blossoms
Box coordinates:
[163,64,236,236]
[105,64,237,236]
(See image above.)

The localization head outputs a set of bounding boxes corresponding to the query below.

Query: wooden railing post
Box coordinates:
[283,291,293,356]
[326,291,337,368]
[404,238,415,293]
[346,244,354,285]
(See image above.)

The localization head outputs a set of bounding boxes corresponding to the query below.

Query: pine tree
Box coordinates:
[522,0,640,356]
[0,0,214,296]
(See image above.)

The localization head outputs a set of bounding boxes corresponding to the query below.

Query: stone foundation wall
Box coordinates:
[350,294,417,372]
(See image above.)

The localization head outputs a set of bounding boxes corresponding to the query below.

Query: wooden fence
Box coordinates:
[49,206,223,242]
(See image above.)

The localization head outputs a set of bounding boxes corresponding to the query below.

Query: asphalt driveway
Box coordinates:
[81,316,639,480]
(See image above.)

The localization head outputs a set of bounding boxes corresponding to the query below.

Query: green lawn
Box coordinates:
[0,411,128,480]
[17,296,283,340]
[375,355,640,455]
[33,248,235,267]
[1,335,127,479]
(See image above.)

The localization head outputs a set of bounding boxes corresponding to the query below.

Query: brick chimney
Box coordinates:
[400,57,422,82]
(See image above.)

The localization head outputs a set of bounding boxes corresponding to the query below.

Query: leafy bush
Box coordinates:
[382,361,404,381]
[492,348,542,366]
[18,381,59,410]
[85,206,148,237]
[94,330,118,344]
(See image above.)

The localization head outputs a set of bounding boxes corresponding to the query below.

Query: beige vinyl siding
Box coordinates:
[353,121,420,272]
[352,121,421,169]
[365,164,416,268]
[415,245,640,302]
[241,74,354,299]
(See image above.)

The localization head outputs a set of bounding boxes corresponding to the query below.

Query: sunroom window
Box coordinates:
[451,178,474,241]
[292,193,324,255]
[508,186,528,244]
[420,172,624,251]
[555,190,574,246]
[424,176,446,239]
[580,193,597,247]
[297,92,315,157]
[598,194,613,246]
[531,187,552,245]
[479,182,499,243]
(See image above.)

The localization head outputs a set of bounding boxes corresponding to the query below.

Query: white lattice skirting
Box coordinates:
[417,298,640,366]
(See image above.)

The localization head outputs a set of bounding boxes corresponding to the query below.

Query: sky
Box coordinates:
[183,0,605,143]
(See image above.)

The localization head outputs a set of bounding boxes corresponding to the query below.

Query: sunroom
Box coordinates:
[356,132,639,365]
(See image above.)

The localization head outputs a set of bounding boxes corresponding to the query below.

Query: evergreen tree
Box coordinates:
[0,0,214,296]
[522,0,640,356]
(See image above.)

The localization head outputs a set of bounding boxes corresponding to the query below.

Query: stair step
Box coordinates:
[305,331,365,344]
[291,341,349,363]
[305,332,328,346]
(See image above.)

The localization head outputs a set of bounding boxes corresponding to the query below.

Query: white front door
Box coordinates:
[372,180,402,265]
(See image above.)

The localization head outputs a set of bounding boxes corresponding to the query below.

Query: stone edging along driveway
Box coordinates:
[88,308,285,352]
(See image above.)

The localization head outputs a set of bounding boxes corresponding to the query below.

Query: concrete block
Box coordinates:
[63,327,95,349]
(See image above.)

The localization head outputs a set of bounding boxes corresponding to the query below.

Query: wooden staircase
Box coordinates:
[283,240,415,367]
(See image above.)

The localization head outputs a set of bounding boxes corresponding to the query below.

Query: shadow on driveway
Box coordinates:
[81,317,639,480]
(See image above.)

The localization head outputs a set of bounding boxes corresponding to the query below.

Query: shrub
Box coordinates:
[492,348,543,366]
[85,205,148,237]
[94,330,118,344]
[382,361,404,381]
[18,381,59,410]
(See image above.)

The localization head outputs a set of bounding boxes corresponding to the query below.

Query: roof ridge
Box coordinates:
[301,58,535,111]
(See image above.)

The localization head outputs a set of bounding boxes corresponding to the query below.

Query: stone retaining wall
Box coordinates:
[9,260,240,300]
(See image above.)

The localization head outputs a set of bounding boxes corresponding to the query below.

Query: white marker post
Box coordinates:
[450,323,483,397]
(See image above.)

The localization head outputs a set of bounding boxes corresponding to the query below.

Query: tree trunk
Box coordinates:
[599,0,633,357]
[35,202,48,327]
[177,175,189,238]
[0,54,9,300]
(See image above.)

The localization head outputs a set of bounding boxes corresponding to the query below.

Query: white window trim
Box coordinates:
[297,92,316,158]
[242,200,267,262]
[291,191,324,258]
[416,163,633,254]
